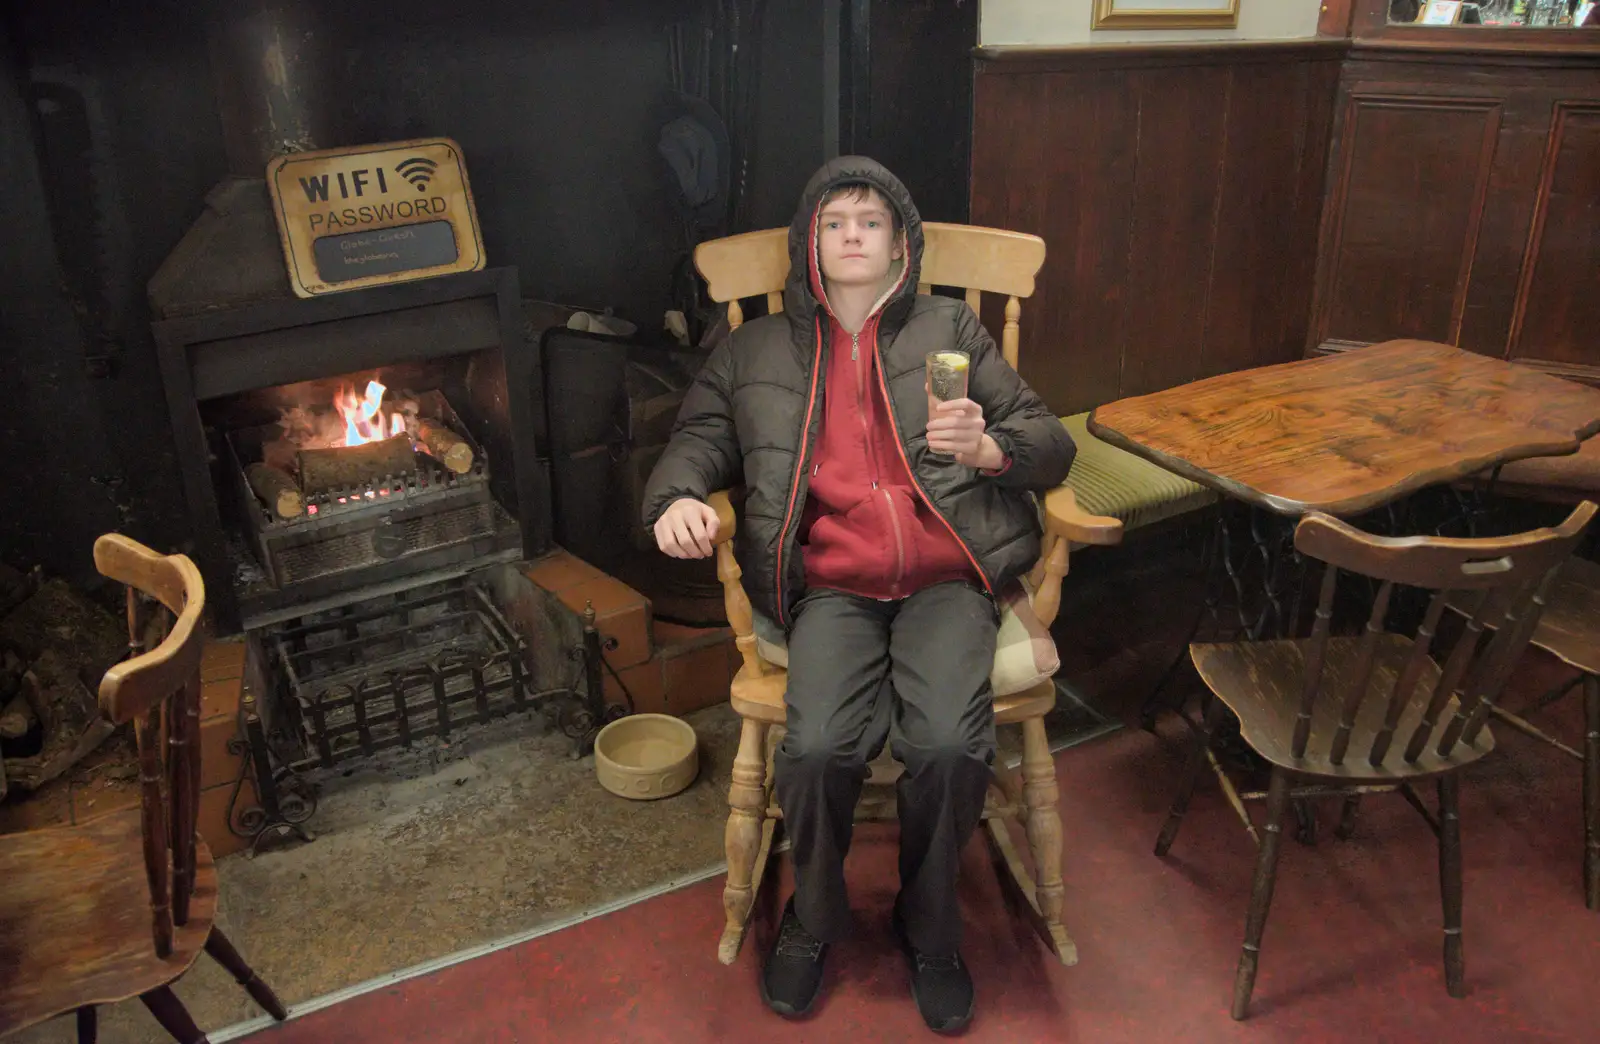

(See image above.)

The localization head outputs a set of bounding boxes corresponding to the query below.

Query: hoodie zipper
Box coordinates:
[856,319,905,596]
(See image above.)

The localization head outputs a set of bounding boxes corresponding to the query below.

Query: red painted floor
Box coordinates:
[244,655,1600,1043]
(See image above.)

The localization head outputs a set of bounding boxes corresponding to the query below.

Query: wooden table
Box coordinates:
[1088,340,1600,518]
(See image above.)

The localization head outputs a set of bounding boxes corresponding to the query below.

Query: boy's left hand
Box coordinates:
[927,399,1006,470]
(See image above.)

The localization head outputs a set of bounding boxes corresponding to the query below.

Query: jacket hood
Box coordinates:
[783,156,924,337]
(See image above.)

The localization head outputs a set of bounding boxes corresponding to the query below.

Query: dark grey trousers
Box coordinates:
[774,580,999,956]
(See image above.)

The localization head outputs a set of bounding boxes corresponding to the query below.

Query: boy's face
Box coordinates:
[817,188,902,290]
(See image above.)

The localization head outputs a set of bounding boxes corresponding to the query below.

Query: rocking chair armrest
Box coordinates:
[1044,484,1124,547]
[706,489,740,547]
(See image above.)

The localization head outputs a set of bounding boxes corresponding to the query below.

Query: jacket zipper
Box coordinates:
[870,328,994,597]
[773,317,826,627]
[881,487,906,597]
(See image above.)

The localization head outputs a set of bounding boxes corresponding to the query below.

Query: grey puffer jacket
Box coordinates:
[642,156,1076,627]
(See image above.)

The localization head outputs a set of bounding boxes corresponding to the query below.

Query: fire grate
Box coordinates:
[231,568,633,855]
[265,576,531,771]
[224,391,507,592]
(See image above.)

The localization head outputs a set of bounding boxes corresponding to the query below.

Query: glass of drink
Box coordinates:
[925,350,971,456]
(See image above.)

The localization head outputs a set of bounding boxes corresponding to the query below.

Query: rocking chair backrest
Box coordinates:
[1289,501,1597,767]
[692,222,1047,370]
[93,533,207,960]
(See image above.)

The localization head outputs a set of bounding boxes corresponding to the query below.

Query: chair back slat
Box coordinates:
[964,286,983,315]
[1288,503,1596,767]
[1443,568,1560,754]
[93,533,207,960]
[1370,591,1448,765]
[1292,564,1340,759]
[765,291,783,317]
[694,227,788,304]
[1404,590,1491,763]
[1329,580,1394,766]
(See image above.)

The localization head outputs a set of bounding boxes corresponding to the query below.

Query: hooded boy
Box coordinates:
[643,157,1075,1031]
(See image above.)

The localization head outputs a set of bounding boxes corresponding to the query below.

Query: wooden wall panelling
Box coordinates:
[1201,58,1342,380]
[1308,50,1600,385]
[1313,89,1503,349]
[1454,78,1569,358]
[971,66,1136,412]
[1119,65,1232,399]
[971,43,1342,416]
[1509,102,1600,372]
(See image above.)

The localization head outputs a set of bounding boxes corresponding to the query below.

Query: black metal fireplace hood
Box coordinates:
[150,0,334,318]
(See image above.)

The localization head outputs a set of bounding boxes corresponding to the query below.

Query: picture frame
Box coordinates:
[1091,0,1241,30]
[1418,1,1463,24]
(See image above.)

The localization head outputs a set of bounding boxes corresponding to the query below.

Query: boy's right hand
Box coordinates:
[654,498,721,559]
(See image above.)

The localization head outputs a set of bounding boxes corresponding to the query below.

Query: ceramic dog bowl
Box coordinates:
[594,713,699,800]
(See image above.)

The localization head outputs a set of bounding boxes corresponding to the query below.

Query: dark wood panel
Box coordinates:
[1202,59,1341,379]
[1319,95,1500,347]
[1512,103,1600,368]
[972,68,1136,413]
[1120,66,1231,398]
[971,43,1341,416]
[1309,52,1600,373]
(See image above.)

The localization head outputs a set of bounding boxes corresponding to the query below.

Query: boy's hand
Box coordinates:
[654,497,721,559]
[927,399,1006,470]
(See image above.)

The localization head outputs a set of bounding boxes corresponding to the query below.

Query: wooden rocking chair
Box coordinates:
[692,222,1124,966]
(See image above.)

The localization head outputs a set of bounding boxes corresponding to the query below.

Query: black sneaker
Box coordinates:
[892,905,974,1034]
[760,897,829,1018]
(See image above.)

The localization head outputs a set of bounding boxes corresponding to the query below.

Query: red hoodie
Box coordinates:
[798,227,979,600]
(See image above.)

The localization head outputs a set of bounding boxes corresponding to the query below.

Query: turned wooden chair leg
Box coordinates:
[1156,698,1225,856]
[1232,767,1292,1021]
[720,716,772,964]
[76,1006,96,1044]
[1019,716,1072,957]
[1438,774,1466,997]
[1585,673,1599,912]
[139,986,208,1044]
[205,926,288,1020]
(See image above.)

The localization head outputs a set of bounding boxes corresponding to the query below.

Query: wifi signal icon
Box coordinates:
[395,156,439,192]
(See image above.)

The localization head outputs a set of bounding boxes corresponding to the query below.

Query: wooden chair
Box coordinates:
[1153,501,1596,1019]
[0,535,288,1044]
[693,222,1125,966]
[1445,553,1600,909]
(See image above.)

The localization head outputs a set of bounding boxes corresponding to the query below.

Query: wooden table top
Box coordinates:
[1087,340,1600,517]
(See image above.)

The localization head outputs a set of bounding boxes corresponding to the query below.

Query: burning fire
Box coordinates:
[333,380,407,447]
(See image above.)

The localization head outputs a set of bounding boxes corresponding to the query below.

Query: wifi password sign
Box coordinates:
[395,156,439,192]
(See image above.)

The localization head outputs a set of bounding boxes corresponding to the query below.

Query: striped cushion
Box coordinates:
[1060,412,1217,532]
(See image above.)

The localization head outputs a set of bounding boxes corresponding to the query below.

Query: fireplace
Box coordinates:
[137,3,621,851]
[151,259,549,634]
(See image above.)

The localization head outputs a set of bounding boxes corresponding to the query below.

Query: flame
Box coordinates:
[333,379,406,447]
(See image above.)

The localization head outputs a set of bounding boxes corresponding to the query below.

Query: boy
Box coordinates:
[643,157,1075,1032]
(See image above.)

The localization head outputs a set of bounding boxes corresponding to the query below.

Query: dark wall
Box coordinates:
[1,2,223,583]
